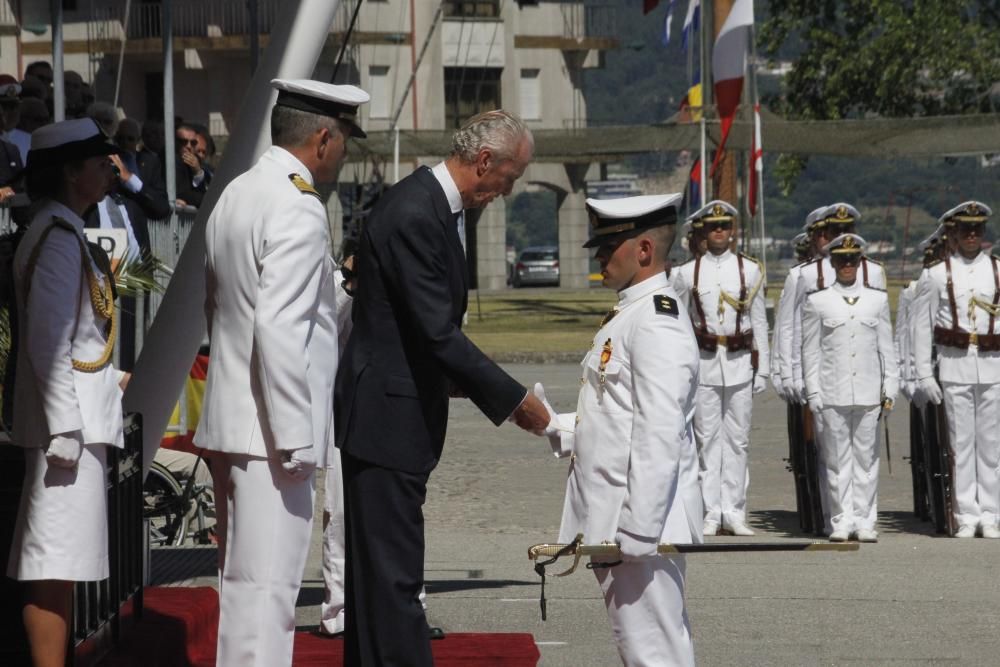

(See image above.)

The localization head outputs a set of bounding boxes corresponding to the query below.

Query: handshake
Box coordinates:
[509,383,574,457]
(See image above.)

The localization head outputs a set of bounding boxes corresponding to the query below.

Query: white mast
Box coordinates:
[124,0,347,477]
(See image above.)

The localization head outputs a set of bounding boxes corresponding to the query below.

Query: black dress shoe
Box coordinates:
[428,626,446,640]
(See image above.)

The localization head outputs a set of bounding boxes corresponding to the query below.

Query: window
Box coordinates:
[368,66,390,119]
[444,1,500,18]
[444,67,502,129]
[519,68,541,120]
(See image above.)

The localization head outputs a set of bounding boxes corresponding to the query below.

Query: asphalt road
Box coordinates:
[288,362,1000,666]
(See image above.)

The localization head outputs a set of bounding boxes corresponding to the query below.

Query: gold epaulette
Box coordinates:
[289,173,320,199]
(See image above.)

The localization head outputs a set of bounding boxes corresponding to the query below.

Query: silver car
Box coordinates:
[512,245,559,287]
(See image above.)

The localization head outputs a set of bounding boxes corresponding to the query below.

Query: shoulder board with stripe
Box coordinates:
[862,255,885,267]
[866,285,887,293]
[653,294,679,316]
[925,258,943,268]
[289,173,321,199]
[738,253,762,266]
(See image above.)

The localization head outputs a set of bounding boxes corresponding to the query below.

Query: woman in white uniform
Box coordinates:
[6,118,123,667]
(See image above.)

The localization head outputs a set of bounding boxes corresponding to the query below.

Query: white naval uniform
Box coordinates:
[320,268,353,635]
[7,201,124,582]
[895,281,917,401]
[195,146,339,667]
[551,272,702,667]
[911,252,1000,530]
[802,279,898,534]
[771,263,806,400]
[671,250,769,528]
[792,256,887,399]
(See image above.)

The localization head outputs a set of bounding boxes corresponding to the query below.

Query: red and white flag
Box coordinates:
[748,102,763,215]
[710,0,753,176]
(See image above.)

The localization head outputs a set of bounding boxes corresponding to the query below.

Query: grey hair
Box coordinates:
[86,101,120,138]
[270,104,344,148]
[450,109,533,164]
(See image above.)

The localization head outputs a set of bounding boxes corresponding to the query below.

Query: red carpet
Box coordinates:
[100,587,540,666]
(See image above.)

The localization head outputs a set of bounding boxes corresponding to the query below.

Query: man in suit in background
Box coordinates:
[334,109,550,666]
[195,78,369,667]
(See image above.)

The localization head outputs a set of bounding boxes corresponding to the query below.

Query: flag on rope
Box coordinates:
[748,103,763,215]
[689,157,703,210]
[679,81,703,122]
[681,0,700,49]
[710,0,754,177]
[661,1,677,45]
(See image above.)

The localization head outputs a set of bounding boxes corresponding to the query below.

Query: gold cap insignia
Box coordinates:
[712,204,725,217]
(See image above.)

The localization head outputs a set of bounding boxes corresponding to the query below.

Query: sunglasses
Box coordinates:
[705,221,733,232]
[831,254,861,266]
[956,222,983,235]
[177,137,199,147]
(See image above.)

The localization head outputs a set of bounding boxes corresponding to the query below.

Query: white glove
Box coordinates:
[772,375,787,401]
[280,446,317,481]
[533,382,557,436]
[46,431,84,468]
[807,394,823,415]
[790,378,808,405]
[752,375,769,395]
[616,529,658,561]
[918,377,943,406]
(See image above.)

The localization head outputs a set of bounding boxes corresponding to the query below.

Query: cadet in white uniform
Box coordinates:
[194,79,368,666]
[671,201,769,536]
[538,193,702,666]
[802,234,898,542]
[6,119,124,667]
[910,201,1000,538]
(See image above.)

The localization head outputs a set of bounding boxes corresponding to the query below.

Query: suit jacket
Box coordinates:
[11,200,124,449]
[83,192,151,257]
[194,146,337,465]
[175,159,207,208]
[802,281,898,407]
[553,273,703,545]
[335,166,525,474]
[123,148,171,223]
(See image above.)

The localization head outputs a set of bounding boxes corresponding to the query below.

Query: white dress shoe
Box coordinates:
[726,521,755,536]
[955,524,977,538]
[703,520,720,536]
[981,524,1000,539]
[856,529,878,543]
[829,530,850,542]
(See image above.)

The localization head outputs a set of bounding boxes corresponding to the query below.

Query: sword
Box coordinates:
[528,533,859,621]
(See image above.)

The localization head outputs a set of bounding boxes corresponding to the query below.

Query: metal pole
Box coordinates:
[163,0,176,206]
[125,0,348,479]
[51,0,64,122]
[249,0,260,75]
[113,0,133,108]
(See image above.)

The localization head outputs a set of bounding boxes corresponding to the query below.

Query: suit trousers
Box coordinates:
[816,405,881,533]
[943,382,1000,529]
[694,381,753,526]
[342,451,433,667]
[321,452,346,635]
[592,555,695,667]
[211,453,315,667]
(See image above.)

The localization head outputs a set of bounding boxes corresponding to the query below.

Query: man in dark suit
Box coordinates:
[334,110,550,665]
[114,117,171,224]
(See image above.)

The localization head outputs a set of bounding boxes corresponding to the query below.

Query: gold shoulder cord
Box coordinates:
[24,220,116,372]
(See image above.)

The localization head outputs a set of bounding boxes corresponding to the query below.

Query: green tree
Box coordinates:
[759,1,1000,191]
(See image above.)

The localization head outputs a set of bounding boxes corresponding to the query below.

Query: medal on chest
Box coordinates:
[599,338,613,386]
[843,296,860,306]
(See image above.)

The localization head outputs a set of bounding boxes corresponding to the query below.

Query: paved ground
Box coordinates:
[157,362,1000,666]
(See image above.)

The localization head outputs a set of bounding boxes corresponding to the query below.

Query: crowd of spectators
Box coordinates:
[0,60,218,216]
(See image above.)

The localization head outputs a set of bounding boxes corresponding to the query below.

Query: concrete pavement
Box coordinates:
[224,361,1000,665]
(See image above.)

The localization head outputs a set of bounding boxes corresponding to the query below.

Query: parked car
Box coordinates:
[512,245,559,287]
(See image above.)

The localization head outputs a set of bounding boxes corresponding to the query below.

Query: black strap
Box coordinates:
[692,256,709,333]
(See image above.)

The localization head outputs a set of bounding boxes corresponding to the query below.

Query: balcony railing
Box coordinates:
[94,0,280,40]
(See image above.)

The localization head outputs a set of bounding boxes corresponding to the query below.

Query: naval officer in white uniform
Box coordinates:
[537,193,702,666]
[671,200,769,537]
[802,233,898,542]
[194,79,368,666]
[7,119,124,667]
[910,201,1000,538]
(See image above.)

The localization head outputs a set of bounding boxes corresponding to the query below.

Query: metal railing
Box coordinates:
[93,0,280,40]
[71,413,144,666]
[146,209,198,325]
